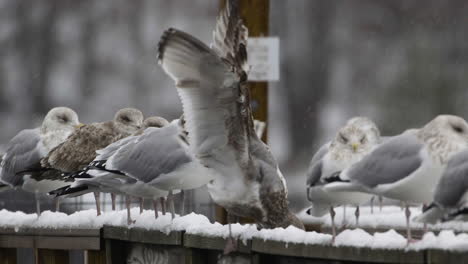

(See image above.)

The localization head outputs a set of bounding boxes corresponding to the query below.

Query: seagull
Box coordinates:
[323,115,468,243]
[0,107,81,215]
[97,118,216,221]
[41,108,143,215]
[414,148,468,224]
[49,116,171,222]
[157,0,303,231]
[306,117,380,241]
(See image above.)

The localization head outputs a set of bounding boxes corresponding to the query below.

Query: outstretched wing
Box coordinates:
[106,123,192,183]
[0,128,43,187]
[157,0,251,169]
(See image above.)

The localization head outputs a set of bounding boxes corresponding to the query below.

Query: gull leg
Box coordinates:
[126,195,134,225]
[422,203,428,235]
[180,190,185,216]
[35,193,41,216]
[111,193,116,211]
[55,197,60,212]
[341,206,347,227]
[160,197,166,215]
[224,212,238,255]
[94,192,101,216]
[405,203,412,245]
[370,196,375,214]
[168,190,175,220]
[379,196,383,212]
[355,206,360,227]
[153,200,159,218]
[330,206,336,244]
[139,198,144,214]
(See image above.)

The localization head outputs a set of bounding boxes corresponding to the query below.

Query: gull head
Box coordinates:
[143,116,169,128]
[420,115,468,162]
[41,107,80,134]
[331,117,380,155]
[114,108,144,134]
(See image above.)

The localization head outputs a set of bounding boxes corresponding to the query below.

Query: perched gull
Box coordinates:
[96,118,216,221]
[157,0,303,231]
[0,107,81,215]
[41,108,143,215]
[306,117,380,241]
[50,116,171,222]
[415,148,468,224]
[324,115,468,243]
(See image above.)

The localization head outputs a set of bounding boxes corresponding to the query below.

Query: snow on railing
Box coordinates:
[0,208,468,263]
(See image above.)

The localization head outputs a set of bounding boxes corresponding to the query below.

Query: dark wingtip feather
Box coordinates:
[157,28,178,63]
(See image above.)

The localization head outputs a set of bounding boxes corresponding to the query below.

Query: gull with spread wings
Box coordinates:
[157,0,303,233]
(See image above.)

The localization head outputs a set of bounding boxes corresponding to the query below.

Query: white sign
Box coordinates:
[247,37,279,82]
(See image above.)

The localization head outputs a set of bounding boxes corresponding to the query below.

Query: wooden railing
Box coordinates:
[0,225,466,264]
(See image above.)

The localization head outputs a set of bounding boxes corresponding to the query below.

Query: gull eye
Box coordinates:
[360,136,366,144]
[58,115,69,123]
[339,133,348,143]
[452,125,464,134]
[121,115,131,123]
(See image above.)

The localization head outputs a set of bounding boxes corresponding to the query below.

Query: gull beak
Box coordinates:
[351,143,359,153]
[74,123,85,129]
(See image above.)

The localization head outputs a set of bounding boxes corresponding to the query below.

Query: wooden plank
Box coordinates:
[36,236,101,250]
[426,249,468,264]
[184,233,251,254]
[36,249,69,264]
[85,250,106,264]
[103,226,182,246]
[0,235,34,248]
[251,238,425,264]
[0,248,16,264]
[0,227,101,237]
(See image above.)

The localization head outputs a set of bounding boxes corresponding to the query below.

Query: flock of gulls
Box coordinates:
[0,0,299,251]
[0,0,467,251]
[306,115,468,244]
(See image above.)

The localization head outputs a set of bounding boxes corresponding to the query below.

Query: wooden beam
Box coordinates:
[215,0,270,225]
[239,0,269,143]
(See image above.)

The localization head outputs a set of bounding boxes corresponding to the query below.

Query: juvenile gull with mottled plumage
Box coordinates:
[324,115,468,243]
[157,0,302,232]
[41,107,143,215]
[0,107,81,215]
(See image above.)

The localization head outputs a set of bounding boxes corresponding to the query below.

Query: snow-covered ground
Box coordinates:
[299,205,468,232]
[1,208,468,251]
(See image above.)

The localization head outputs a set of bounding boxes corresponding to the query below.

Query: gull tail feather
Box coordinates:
[413,204,445,224]
[322,181,366,193]
[49,185,89,198]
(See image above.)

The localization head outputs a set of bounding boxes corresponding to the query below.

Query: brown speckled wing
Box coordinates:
[42,122,128,172]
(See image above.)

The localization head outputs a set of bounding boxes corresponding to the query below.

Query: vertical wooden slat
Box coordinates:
[215,0,270,225]
[36,249,69,264]
[85,250,106,264]
[0,248,16,264]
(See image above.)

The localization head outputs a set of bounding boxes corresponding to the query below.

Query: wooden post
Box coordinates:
[0,248,16,264]
[215,0,270,225]
[35,249,69,264]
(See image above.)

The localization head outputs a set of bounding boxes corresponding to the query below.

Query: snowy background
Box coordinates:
[0,0,468,216]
